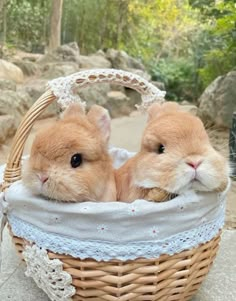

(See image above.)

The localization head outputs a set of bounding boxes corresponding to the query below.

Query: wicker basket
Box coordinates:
[11,231,220,301]
[2,69,222,301]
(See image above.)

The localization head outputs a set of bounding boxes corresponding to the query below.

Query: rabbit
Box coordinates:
[23,103,116,202]
[115,102,229,202]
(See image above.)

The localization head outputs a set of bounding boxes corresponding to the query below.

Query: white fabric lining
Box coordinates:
[9,211,224,261]
[0,148,228,261]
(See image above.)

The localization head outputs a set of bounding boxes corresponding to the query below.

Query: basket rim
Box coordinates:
[4,168,225,262]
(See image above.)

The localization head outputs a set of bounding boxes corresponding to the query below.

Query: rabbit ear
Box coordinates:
[87,105,111,144]
[147,103,161,121]
[162,101,180,112]
[147,101,180,121]
[62,103,85,119]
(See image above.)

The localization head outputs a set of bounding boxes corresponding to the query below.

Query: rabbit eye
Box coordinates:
[71,153,83,168]
[157,144,165,154]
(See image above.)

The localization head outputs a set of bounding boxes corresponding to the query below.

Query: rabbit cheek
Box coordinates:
[25,172,43,195]
[22,163,43,195]
[204,158,228,192]
[49,169,84,202]
[83,166,110,201]
[190,156,228,192]
[213,159,229,192]
[134,160,177,192]
[37,167,71,201]
[134,161,162,189]
[162,164,192,194]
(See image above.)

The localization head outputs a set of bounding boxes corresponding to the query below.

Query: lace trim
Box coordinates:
[8,211,224,261]
[23,245,76,301]
[48,69,166,110]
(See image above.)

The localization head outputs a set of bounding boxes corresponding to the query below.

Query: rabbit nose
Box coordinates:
[39,174,48,184]
[187,160,202,170]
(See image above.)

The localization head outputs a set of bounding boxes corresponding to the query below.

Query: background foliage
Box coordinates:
[0,0,235,101]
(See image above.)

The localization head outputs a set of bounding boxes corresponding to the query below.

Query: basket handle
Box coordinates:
[2,69,165,189]
[48,69,165,110]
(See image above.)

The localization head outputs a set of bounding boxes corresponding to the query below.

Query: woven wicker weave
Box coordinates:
[11,231,220,301]
[3,69,221,301]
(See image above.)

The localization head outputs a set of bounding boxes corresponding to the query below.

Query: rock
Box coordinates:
[105,48,118,64]
[124,88,142,110]
[110,83,125,92]
[181,104,198,116]
[151,81,165,91]
[0,59,24,83]
[106,49,145,71]
[105,91,133,118]
[38,42,80,65]
[23,79,58,118]
[180,100,191,106]
[0,79,16,91]
[79,55,111,69]
[126,68,151,81]
[40,102,58,119]
[78,83,111,107]
[23,79,48,100]
[13,60,40,77]
[37,52,60,64]
[198,71,236,128]
[12,49,44,62]
[41,62,79,79]
[0,115,16,143]
[0,90,33,125]
[55,42,80,62]
[95,49,106,56]
[21,53,43,62]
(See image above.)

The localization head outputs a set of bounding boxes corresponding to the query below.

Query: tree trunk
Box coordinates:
[115,1,127,49]
[0,0,6,49]
[49,0,63,51]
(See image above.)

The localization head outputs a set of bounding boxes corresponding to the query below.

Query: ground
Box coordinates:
[0,113,235,300]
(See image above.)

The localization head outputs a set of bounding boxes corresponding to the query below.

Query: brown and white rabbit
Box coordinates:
[116,102,229,202]
[23,104,116,202]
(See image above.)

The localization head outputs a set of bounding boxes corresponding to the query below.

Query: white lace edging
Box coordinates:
[23,245,75,301]
[48,69,166,111]
[8,211,224,261]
